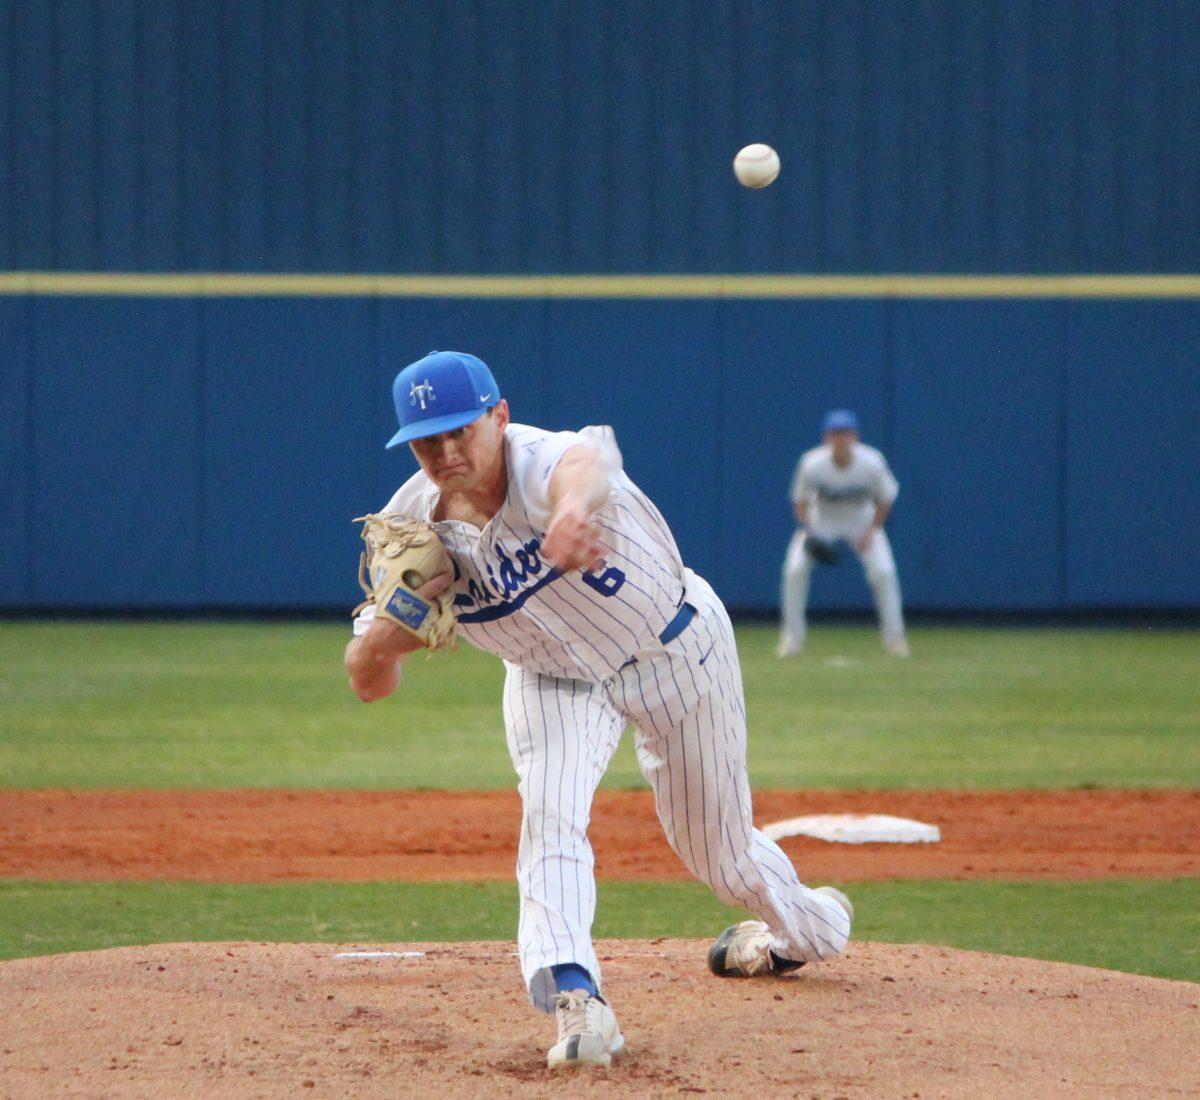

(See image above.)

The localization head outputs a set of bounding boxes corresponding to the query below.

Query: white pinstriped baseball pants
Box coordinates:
[504,572,851,1013]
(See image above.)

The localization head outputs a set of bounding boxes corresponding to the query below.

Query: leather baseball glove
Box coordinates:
[354,513,457,650]
[803,534,842,565]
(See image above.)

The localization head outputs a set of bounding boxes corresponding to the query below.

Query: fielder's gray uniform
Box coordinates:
[781,442,907,650]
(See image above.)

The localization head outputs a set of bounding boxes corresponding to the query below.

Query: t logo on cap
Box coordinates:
[409,379,436,410]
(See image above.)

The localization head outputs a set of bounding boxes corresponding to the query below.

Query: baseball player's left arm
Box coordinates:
[344,574,451,702]
[855,459,900,552]
[542,444,613,572]
[855,501,893,552]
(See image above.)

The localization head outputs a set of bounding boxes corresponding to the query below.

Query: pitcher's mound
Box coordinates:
[1,940,1196,1098]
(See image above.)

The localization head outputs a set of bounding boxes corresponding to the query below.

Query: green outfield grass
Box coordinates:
[1,621,1197,789]
[1,879,1196,983]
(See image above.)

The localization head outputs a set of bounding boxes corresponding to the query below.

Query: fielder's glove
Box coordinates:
[803,534,841,566]
[354,513,456,650]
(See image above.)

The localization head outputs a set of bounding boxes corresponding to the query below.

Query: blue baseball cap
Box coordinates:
[823,408,859,434]
[386,351,502,449]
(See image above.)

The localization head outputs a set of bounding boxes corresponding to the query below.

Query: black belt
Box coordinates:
[659,600,697,645]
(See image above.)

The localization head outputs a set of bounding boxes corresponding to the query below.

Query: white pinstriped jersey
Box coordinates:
[353,423,687,681]
[353,419,852,1003]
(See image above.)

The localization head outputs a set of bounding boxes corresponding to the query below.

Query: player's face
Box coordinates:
[410,401,509,492]
[825,429,858,464]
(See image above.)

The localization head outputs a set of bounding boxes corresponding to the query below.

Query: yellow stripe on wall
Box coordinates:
[1,271,1199,299]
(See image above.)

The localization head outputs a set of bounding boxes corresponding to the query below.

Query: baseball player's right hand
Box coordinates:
[543,497,606,572]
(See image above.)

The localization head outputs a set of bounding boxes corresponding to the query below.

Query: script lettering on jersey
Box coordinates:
[453,539,627,618]
[816,482,873,503]
[454,538,545,609]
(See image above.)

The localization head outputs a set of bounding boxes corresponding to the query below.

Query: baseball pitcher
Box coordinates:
[779,409,909,657]
[345,351,853,1069]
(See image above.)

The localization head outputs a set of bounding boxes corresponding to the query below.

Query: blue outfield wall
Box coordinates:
[2,1,1199,276]
[1,295,1197,614]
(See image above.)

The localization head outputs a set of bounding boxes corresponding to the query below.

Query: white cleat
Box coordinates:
[546,990,625,1069]
[885,639,911,658]
[775,637,803,658]
[707,886,854,979]
[707,919,776,976]
[706,920,804,977]
[813,884,855,923]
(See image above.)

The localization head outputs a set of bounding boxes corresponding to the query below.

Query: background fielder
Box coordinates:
[346,351,852,1069]
[779,409,909,658]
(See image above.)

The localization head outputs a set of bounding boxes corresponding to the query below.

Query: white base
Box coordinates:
[762,813,940,845]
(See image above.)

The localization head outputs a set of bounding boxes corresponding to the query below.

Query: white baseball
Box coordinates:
[733,143,781,189]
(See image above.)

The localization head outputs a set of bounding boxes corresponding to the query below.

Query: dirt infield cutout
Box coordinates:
[2,939,1197,1098]
[4,788,1197,1094]
[3,788,1197,883]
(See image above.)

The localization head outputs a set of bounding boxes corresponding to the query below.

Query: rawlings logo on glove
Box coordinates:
[354,513,457,650]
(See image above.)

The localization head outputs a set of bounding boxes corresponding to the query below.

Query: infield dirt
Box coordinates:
[4,788,1199,1096]
[2,938,1198,1098]
[2,787,1197,882]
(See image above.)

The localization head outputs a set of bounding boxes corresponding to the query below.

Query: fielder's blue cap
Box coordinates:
[386,351,502,448]
[823,408,859,434]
